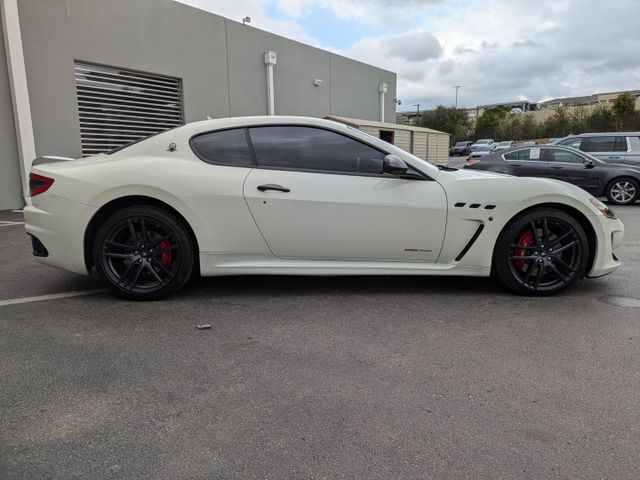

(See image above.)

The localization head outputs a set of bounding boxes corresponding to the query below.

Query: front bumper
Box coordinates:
[586,215,624,278]
[24,195,96,275]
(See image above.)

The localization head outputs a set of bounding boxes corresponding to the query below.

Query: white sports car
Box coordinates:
[25,116,624,300]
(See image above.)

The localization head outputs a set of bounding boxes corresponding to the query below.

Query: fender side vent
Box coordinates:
[455,224,485,261]
[484,205,496,210]
[469,203,481,208]
[454,202,466,207]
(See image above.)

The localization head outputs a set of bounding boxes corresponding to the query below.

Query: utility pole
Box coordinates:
[454,85,461,109]
[414,104,421,115]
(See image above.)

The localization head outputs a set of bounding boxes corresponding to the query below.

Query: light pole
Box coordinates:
[454,85,461,109]
[414,104,421,115]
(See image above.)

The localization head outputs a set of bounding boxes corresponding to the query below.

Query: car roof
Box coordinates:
[570,132,640,137]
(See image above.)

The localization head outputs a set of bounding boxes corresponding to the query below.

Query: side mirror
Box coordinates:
[584,158,595,169]
[383,155,408,175]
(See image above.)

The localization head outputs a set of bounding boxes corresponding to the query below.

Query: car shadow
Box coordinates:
[177,274,508,301]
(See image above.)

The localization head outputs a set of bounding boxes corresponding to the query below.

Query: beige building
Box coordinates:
[326,115,450,165]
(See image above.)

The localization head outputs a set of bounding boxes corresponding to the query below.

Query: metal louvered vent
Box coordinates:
[74,62,183,156]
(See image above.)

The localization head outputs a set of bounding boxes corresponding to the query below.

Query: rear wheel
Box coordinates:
[93,206,194,300]
[493,208,589,296]
[605,177,638,205]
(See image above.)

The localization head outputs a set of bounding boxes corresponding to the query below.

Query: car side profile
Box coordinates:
[556,133,640,166]
[464,145,640,205]
[25,116,623,300]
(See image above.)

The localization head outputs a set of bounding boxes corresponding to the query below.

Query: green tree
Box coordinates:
[475,106,510,139]
[414,105,471,142]
[570,106,590,134]
[543,107,571,137]
[612,93,640,130]
[587,104,616,132]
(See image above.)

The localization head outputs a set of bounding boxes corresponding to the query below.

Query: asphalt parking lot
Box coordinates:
[1,204,640,479]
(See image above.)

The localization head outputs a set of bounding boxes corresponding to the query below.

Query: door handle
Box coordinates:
[550,166,563,169]
[608,156,621,159]
[257,184,290,193]
[510,163,521,167]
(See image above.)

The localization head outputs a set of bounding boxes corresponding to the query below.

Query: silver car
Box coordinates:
[557,133,640,166]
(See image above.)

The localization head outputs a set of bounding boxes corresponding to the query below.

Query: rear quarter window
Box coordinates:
[190,128,255,167]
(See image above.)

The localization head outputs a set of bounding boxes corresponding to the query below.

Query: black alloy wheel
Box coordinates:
[93,206,194,300]
[493,208,589,295]
[605,177,639,205]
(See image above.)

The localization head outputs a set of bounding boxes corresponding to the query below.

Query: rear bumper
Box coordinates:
[24,195,95,275]
[586,216,624,278]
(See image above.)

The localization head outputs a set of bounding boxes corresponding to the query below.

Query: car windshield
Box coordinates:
[455,142,467,147]
[476,140,490,144]
[476,145,491,151]
[498,141,511,146]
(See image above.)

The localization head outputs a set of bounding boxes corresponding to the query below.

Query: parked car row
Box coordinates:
[451,139,519,157]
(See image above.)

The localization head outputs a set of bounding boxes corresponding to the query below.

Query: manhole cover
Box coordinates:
[600,295,640,308]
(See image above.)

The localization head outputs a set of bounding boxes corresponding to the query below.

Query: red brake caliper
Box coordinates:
[159,240,172,267]
[514,230,534,269]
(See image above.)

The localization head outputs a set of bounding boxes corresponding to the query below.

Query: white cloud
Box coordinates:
[176,0,640,109]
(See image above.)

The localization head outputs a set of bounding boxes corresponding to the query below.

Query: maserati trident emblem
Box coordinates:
[167,143,177,152]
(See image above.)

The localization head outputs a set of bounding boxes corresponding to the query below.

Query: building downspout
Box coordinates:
[264,51,276,115]
[379,82,387,122]
[1,0,35,205]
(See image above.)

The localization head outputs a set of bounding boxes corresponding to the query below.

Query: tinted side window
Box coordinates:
[582,136,622,152]
[504,149,531,160]
[545,149,583,163]
[191,129,254,166]
[558,138,582,149]
[249,126,386,174]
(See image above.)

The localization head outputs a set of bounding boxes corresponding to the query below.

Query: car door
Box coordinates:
[243,125,447,262]
[543,147,601,194]
[503,147,548,177]
[624,136,640,166]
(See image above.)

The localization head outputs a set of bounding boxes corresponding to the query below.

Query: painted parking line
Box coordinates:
[0,289,108,307]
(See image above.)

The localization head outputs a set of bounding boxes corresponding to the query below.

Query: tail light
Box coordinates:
[29,173,54,197]
[466,159,480,166]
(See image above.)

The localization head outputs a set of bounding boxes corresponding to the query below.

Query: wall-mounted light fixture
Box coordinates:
[313,78,323,87]
[242,16,251,25]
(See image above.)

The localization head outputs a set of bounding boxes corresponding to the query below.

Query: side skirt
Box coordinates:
[198,253,490,277]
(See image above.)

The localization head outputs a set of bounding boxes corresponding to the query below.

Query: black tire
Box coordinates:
[92,205,195,300]
[605,177,639,205]
[492,208,589,296]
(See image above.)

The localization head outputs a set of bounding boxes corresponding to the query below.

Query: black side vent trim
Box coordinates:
[484,204,496,210]
[454,202,466,207]
[455,224,485,261]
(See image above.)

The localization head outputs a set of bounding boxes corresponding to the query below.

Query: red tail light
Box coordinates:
[466,159,480,166]
[29,173,55,197]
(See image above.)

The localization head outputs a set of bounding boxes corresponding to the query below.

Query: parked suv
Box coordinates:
[556,133,640,166]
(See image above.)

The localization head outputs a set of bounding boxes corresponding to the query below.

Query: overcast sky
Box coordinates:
[177,0,640,110]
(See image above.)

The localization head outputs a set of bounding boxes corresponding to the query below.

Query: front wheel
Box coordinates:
[492,208,589,296]
[605,177,638,205]
[93,206,195,300]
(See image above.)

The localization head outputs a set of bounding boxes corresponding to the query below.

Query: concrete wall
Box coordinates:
[0,14,21,210]
[0,0,396,210]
